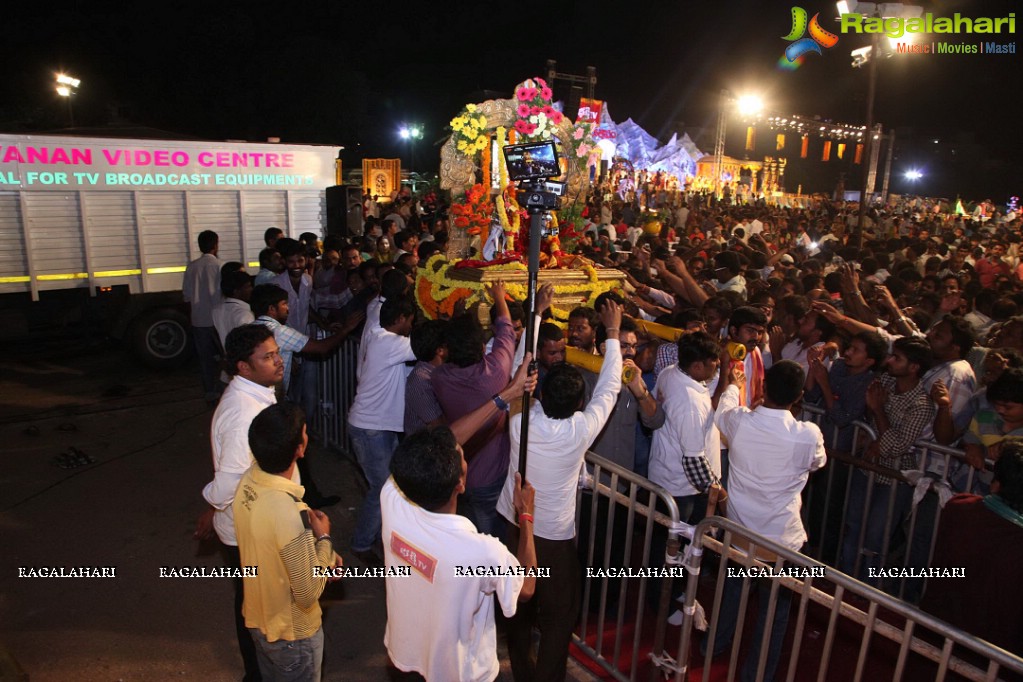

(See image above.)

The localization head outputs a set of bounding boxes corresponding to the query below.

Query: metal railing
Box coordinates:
[312,334,360,453]
[671,516,1023,682]
[574,452,683,682]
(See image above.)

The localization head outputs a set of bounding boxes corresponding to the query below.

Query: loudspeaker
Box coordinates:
[325,185,366,237]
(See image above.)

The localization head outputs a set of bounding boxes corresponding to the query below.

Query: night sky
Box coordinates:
[2,0,1019,199]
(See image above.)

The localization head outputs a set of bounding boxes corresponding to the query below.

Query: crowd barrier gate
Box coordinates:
[312,335,360,453]
[671,516,1023,682]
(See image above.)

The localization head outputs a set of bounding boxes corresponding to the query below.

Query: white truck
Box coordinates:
[0,133,342,366]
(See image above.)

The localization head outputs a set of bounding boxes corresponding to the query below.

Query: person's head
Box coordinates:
[249,402,307,475]
[341,244,362,270]
[714,251,742,283]
[844,331,888,373]
[224,324,283,386]
[198,230,219,255]
[597,316,638,361]
[490,300,526,341]
[677,330,721,382]
[417,240,441,263]
[263,227,284,248]
[322,249,340,269]
[258,247,284,274]
[390,426,464,512]
[777,295,811,338]
[380,296,416,335]
[250,284,290,322]
[941,274,961,297]
[539,363,586,419]
[220,269,254,301]
[567,306,599,352]
[991,438,1023,511]
[887,336,933,379]
[444,314,487,367]
[536,323,567,371]
[702,296,733,337]
[764,360,805,408]
[410,319,448,364]
[380,268,410,301]
[381,218,398,237]
[275,238,306,280]
[986,368,1023,427]
[727,306,768,350]
[981,347,1023,385]
[396,229,418,253]
[358,260,380,290]
[926,315,975,362]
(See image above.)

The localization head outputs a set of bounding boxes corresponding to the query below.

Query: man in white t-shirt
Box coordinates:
[708,360,826,681]
[383,360,538,682]
[194,324,284,681]
[497,301,623,682]
[348,296,417,563]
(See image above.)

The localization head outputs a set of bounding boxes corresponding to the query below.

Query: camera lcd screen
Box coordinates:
[503,141,561,182]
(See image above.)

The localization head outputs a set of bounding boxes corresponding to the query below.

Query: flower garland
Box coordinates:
[450,103,489,158]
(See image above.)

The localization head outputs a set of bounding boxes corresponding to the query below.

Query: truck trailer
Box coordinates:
[0,133,341,366]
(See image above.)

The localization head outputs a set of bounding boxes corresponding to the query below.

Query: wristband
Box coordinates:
[492,394,510,412]
[316,534,332,544]
[518,513,534,525]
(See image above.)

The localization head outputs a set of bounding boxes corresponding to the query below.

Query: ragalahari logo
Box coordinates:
[779,7,840,70]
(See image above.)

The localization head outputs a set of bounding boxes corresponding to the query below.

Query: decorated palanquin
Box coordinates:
[419,77,625,325]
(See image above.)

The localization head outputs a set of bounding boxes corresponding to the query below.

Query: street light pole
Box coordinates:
[855,32,880,249]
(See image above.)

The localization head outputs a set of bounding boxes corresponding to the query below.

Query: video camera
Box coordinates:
[503,140,563,213]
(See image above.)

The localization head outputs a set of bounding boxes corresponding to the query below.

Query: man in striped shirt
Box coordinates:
[234,403,342,681]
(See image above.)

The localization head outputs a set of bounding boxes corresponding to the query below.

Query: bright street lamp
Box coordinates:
[398,124,424,176]
[713,90,764,199]
[55,73,80,126]
[904,169,922,181]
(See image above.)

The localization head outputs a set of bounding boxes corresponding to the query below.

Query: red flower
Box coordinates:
[516,87,531,101]
[514,120,530,134]
[526,123,538,134]
[454,216,469,228]
[540,87,553,100]
[551,111,564,125]
[517,104,530,117]
[530,106,542,116]
[542,105,554,116]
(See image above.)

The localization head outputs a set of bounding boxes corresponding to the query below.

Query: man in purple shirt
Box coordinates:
[431,282,515,536]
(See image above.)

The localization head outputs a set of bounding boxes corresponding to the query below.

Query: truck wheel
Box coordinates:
[130,309,193,368]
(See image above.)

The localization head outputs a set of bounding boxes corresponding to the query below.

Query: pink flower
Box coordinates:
[516,87,531,101]
[573,128,585,140]
[529,106,541,116]
[542,105,554,116]
[577,143,590,157]
[525,87,538,99]
[526,123,538,135]
[540,87,553,100]
[514,120,530,133]
[517,104,531,117]
[535,77,548,88]
[551,111,564,125]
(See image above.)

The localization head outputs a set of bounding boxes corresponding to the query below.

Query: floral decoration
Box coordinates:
[450,103,489,158]
[449,183,491,235]
[512,77,564,141]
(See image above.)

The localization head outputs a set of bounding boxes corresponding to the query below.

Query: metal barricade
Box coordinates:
[573,452,684,682]
[671,516,1023,682]
[798,404,997,602]
[313,334,360,453]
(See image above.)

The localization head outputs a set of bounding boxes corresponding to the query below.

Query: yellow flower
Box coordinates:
[466,103,478,113]
[457,140,468,151]
[479,115,488,127]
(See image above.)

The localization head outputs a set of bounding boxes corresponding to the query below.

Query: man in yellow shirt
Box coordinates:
[234,403,342,681]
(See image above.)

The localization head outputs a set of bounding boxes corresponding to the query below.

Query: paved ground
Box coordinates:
[0,341,598,681]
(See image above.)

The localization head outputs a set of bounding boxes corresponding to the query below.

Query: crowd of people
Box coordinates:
[179,186,1023,680]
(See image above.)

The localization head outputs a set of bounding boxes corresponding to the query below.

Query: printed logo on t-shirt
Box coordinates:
[390,532,437,583]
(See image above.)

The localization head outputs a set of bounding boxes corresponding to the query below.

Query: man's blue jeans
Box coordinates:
[840,470,913,582]
[249,627,323,681]
[458,475,505,537]
[711,575,793,682]
[349,425,398,553]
